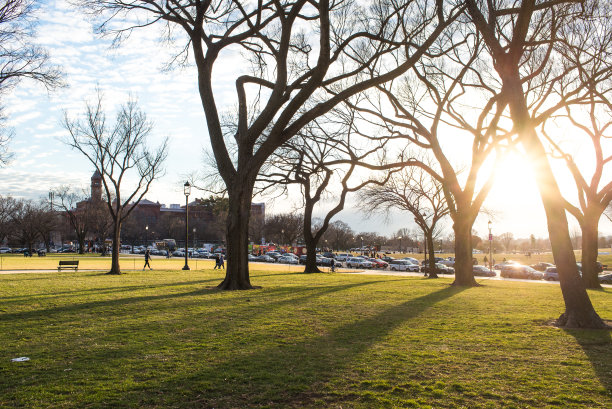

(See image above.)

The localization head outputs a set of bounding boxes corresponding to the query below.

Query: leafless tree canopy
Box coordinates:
[0,0,64,163]
[63,93,168,274]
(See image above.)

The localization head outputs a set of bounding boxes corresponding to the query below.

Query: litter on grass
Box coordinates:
[11,357,30,362]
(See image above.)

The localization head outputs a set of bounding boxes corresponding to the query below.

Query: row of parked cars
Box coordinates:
[494,260,611,283]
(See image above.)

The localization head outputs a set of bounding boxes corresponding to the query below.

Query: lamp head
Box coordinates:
[184,181,191,196]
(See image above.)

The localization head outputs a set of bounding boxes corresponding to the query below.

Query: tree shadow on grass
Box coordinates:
[0,279,222,303]
[145,285,466,407]
[564,326,612,393]
[0,279,392,325]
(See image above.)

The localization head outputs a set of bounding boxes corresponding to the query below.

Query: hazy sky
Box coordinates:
[5,0,612,241]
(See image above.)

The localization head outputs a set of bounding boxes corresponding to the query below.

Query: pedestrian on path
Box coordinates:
[219,254,225,269]
[143,249,152,270]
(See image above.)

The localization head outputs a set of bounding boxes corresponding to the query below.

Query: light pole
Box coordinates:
[145,225,148,248]
[488,220,493,273]
[193,227,196,250]
[360,236,364,255]
[183,181,191,270]
[398,236,402,253]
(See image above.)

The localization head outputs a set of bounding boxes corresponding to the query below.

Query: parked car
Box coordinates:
[367,258,388,269]
[266,251,282,261]
[256,254,275,263]
[422,262,455,275]
[248,254,258,262]
[299,255,308,264]
[543,267,558,281]
[473,265,496,277]
[322,252,336,259]
[402,257,420,265]
[494,260,520,269]
[335,253,352,262]
[0,247,11,253]
[317,257,336,267]
[599,273,612,284]
[277,255,299,264]
[500,265,543,280]
[530,262,555,271]
[346,257,373,269]
[381,256,395,263]
[439,257,455,266]
[388,259,419,272]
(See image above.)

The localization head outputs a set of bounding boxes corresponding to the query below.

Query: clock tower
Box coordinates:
[91,170,102,201]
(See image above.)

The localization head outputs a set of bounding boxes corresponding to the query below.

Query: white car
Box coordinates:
[439,257,455,266]
[389,260,420,272]
[402,257,420,265]
[346,257,373,269]
[335,253,352,262]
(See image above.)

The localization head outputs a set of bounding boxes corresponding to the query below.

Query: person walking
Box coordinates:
[330,258,335,273]
[213,253,220,269]
[219,254,225,269]
[143,249,152,270]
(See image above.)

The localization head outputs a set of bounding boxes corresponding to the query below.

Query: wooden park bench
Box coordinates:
[57,260,79,271]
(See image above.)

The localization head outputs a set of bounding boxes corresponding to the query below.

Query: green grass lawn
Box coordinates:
[1,268,610,408]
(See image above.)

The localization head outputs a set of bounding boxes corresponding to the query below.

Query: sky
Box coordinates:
[4,0,612,242]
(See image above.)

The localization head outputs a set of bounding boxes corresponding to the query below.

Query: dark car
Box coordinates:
[256,254,275,263]
[500,265,543,280]
[299,255,308,264]
[322,252,336,259]
[381,256,395,263]
[530,262,554,271]
[422,262,454,275]
[473,265,496,277]
[543,267,558,281]
[599,273,612,284]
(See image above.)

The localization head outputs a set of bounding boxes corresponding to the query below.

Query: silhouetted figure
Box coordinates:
[143,249,152,270]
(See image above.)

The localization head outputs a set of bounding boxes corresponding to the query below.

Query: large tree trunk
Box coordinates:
[426,232,438,279]
[77,234,86,255]
[452,217,477,286]
[504,76,605,328]
[580,211,602,289]
[217,183,254,290]
[302,199,322,274]
[303,241,321,274]
[108,220,121,275]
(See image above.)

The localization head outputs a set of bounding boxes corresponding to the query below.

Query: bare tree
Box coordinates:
[499,232,514,253]
[53,186,95,254]
[359,163,449,278]
[348,22,510,286]
[11,199,39,254]
[0,194,18,244]
[538,4,612,289]
[0,0,64,163]
[63,94,168,274]
[464,0,608,328]
[76,0,464,289]
[261,114,399,274]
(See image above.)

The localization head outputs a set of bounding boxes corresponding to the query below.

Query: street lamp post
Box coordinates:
[488,220,493,273]
[398,236,402,253]
[145,225,148,248]
[193,227,196,250]
[183,182,191,270]
[360,236,363,255]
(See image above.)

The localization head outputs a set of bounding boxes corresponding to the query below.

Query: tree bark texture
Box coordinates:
[217,183,254,290]
[505,78,605,328]
[426,233,438,279]
[580,212,602,289]
[108,220,122,275]
[452,218,477,286]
